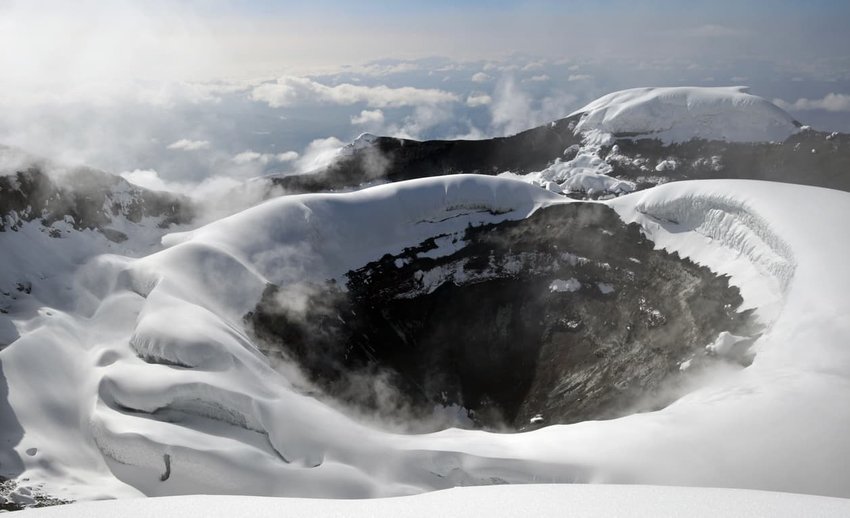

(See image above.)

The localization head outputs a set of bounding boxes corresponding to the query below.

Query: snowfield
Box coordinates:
[21,485,850,518]
[570,86,800,144]
[2,173,850,506]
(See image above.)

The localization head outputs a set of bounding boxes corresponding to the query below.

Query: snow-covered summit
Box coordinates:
[570,86,800,144]
[339,133,381,156]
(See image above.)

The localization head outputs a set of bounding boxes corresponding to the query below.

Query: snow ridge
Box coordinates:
[634,193,796,291]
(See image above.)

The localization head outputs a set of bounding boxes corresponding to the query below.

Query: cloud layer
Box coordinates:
[776,93,850,113]
[251,76,458,108]
[168,139,211,151]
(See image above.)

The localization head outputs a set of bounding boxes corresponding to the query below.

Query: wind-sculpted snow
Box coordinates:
[81,175,573,498]
[571,86,800,144]
[615,189,797,325]
[633,195,795,289]
[2,174,850,505]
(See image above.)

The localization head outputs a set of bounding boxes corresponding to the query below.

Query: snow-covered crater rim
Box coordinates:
[633,193,795,289]
[608,183,800,329]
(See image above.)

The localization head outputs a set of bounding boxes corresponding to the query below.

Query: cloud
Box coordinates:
[275,151,299,162]
[490,77,534,135]
[167,139,210,151]
[8,46,850,198]
[351,109,385,125]
[121,168,183,192]
[354,62,421,76]
[489,76,577,136]
[524,74,550,82]
[466,93,492,107]
[251,76,458,108]
[233,150,300,165]
[120,168,287,223]
[294,137,346,172]
[276,151,300,162]
[136,80,257,108]
[448,124,488,140]
[471,72,492,83]
[382,103,455,140]
[775,93,850,112]
[0,1,226,107]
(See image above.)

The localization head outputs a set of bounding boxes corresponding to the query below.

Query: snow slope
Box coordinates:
[570,86,800,144]
[2,174,850,504]
[22,485,850,518]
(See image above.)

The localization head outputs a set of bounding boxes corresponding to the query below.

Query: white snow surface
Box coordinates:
[570,86,799,143]
[2,174,850,504]
[22,485,850,518]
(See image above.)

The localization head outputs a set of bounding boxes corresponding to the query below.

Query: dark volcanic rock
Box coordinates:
[269,117,584,193]
[247,203,756,431]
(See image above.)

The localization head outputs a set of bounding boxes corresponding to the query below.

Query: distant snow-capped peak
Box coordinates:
[569,86,801,144]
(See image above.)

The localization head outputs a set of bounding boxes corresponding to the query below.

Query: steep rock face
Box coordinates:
[247,203,755,431]
[0,166,194,238]
[269,117,584,193]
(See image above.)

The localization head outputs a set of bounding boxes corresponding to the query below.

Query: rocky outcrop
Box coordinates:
[0,166,194,236]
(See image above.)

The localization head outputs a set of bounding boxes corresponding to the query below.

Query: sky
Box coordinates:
[1,0,849,193]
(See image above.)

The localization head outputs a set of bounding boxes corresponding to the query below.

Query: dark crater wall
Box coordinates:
[247,203,756,431]
[270,116,584,193]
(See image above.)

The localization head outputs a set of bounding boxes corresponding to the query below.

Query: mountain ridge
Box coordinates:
[267,86,848,198]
